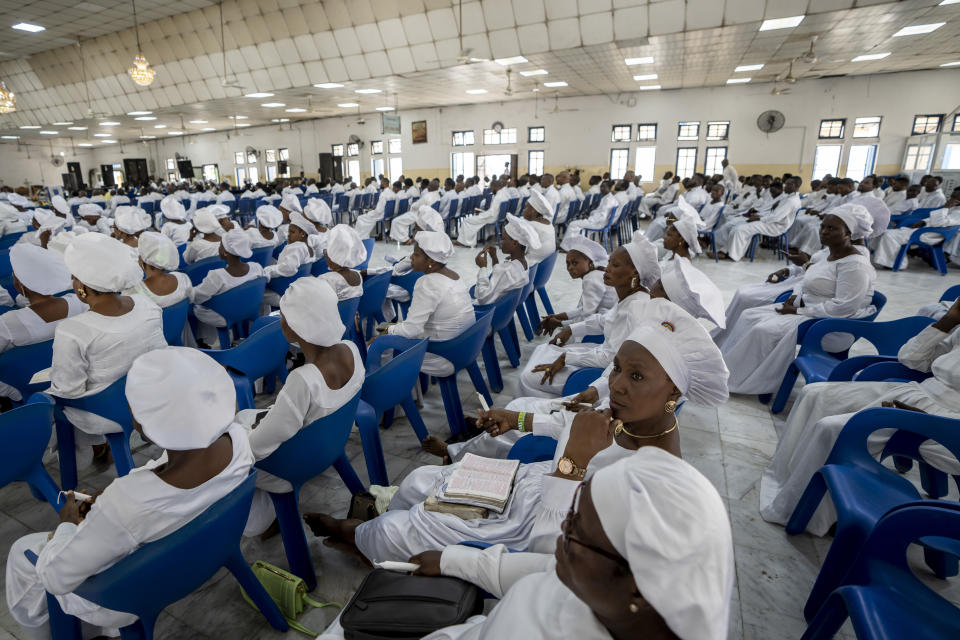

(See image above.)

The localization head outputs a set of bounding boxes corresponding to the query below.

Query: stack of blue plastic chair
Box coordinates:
[355,336,429,486]
[786,408,960,621]
[523,251,558,328]
[196,276,266,348]
[202,316,289,410]
[0,339,54,405]
[182,256,226,286]
[0,396,62,510]
[256,394,364,589]
[27,472,289,638]
[160,298,189,346]
[473,289,524,393]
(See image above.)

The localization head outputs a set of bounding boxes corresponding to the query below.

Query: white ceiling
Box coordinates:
[0,0,958,147]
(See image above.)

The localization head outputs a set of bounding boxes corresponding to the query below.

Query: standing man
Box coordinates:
[721,159,738,196]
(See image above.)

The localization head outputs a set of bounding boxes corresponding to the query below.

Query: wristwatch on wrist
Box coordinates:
[557,457,586,479]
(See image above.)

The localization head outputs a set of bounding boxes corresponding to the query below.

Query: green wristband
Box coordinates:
[517,412,526,433]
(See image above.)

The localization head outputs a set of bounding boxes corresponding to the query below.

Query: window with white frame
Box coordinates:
[637,123,657,141]
[372,157,385,177]
[389,156,403,181]
[634,147,656,183]
[347,160,360,183]
[528,150,544,176]
[235,167,246,185]
[332,144,344,157]
[483,128,517,144]
[265,149,277,163]
[953,114,960,133]
[705,146,728,176]
[611,124,631,142]
[846,145,877,182]
[528,126,545,143]
[347,143,359,157]
[452,130,475,146]
[233,152,244,165]
[912,115,943,135]
[705,121,729,141]
[248,166,259,183]
[388,138,402,154]
[819,119,845,139]
[852,117,881,138]
[812,144,842,178]
[371,140,384,154]
[942,143,960,170]
[675,147,697,177]
[904,144,934,172]
[279,148,289,161]
[451,151,475,178]
[166,158,176,171]
[610,148,629,180]
[677,121,699,141]
[266,164,277,181]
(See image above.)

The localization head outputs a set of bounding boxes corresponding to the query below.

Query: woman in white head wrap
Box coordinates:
[720,207,877,395]
[182,209,224,264]
[6,347,254,638]
[240,278,365,536]
[191,229,265,349]
[473,214,537,305]
[158,196,191,246]
[75,204,111,234]
[205,203,236,235]
[0,201,28,238]
[644,192,703,245]
[658,213,702,261]
[514,232,661,399]
[112,206,152,250]
[519,189,558,265]
[303,197,333,254]
[15,209,65,250]
[318,224,365,301]
[372,231,476,377]
[49,195,76,228]
[307,300,730,565]
[125,232,193,308]
[537,235,616,337]
[246,205,283,249]
[49,233,167,466]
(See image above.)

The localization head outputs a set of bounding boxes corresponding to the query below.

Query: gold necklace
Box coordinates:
[614,415,678,439]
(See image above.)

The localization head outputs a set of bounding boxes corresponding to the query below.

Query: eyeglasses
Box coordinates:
[560,484,630,569]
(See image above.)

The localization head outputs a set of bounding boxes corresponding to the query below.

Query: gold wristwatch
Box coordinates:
[557,457,586,479]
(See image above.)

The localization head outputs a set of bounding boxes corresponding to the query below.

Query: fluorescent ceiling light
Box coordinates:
[625,57,654,65]
[245,92,274,98]
[77,143,92,147]
[39,130,58,134]
[203,127,216,130]
[127,110,151,115]
[494,56,527,66]
[261,102,285,107]
[314,82,344,88]
[271,118,289,123]
[134,116,156,120]
[229,115,248,119]
[101,140,117,144]
[139,135,156,139]
[465,89,487,94]
[68,126,87,130]
[338,102,359,107]
[633,73,658,81]
[19,125,40,129]
[52,121,73,125]
[543,81,568,87]
[759,15,804,31]
[355,88,381,94]
[940,0,960,4]
[726,77,751,84]
[284,107,306,112]
[93,133,111,137]
[236,123,251,127]
[639,85,662,91]
[735,64,764,72]
[167,131,183,135]
[941,60,960,66]
[852,52,890,61]
[1,135,19,139]
[892,22,945,37]
[12,23,44,32]
[376,106,395,111]
[99,121,120,126]
[153,124,167,128]
[519,69,548,76]
[188,119,207,124]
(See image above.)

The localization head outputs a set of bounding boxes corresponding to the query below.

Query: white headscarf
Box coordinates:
[138,231,181,271]
[64,233,143,292]
[659,257,725,328]
[304,198,332,225]
[828,203,874,241]
[114,207,152,234]
[7,193,30,207]
[415,208,444,233]
[623,232,661,289]
[414,230,454,263]
[280,193,303,214]
[160,196,187,221]
[192,210,221,235]
[670,214,702,256]
[591,449,734,640]
[207,204,231,219]
[624,298,729,406]
[325,223,366,268]
[10,244,71,295]
[527,190,554,220]
[560,234,608,267]
[289,211,318,236]
[78,203,102,219]
[256,205,283,229]
[51,195,70,215]
[503,213,541,251]
[33,209,66,236]
[126,347,237,451]
[221,228,251,258]
[279,277,345,346]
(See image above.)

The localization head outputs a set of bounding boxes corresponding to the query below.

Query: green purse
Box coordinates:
[241,560,341,636]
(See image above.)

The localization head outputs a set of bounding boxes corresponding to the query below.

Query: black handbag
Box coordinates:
[340,569,484,639]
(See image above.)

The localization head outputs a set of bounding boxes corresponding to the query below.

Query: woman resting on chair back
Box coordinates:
[6,347,253,640]
[124,232,192,308]
[319,224,365,301]
[49,234,167,468]
[719,204,877,396]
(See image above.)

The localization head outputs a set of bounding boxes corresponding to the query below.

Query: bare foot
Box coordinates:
[453,241,469,248]
[402,238,414,245]
[303,512,362,544]
[421,436,451,464]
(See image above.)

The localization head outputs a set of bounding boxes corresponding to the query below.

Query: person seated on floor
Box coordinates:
[711,178,801,262]
[316,450,733,640]
[6,347,253,640]
[124,232,192,309]
[303,303,729,564]
[158,196,191,246]
[236,278,365,538]
[871,187,960,270]
[536,235,617,337]
[318,224,365,301]
[519,190,558,264]
[455,178,510,249]
[246,205,283,249]
[182,209,223,264]
[761,297,960,536]
[719,205,876,396]
[473,214,538,306]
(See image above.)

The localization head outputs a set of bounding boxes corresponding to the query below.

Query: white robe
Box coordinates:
[560,270,617,325]
[715,193,801,261]
[554,183,576,224]
[457,191,510,248]
[526,221,556,266]
[355,190,397,238]
[192,263,265,348]
[760,324,960,535]
[182,237,221,264]
[123,272,192,309]
[317,270,363,301]
[390,190,441,242]
[474,259,528,306]
[871,206,960,269]
[566,193,617,237]
[159,221,190,246]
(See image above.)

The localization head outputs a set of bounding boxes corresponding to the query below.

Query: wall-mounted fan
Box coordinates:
[757,110,786,133]
[50,156,64,167]
[348,134,366,149]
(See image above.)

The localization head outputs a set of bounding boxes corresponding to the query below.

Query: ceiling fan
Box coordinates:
[425,0,488,66]
[217,1,245,91]
[77,40,109,120]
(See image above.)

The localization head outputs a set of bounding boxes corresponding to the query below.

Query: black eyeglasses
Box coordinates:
[560,483,630,569]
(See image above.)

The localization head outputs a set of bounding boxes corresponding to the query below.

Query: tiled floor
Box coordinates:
[0,229,957,639]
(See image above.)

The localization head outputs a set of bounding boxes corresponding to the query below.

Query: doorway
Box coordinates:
[477,154,512,182]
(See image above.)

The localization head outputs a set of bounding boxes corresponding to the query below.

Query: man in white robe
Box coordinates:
[872,188,960,269]
[455,179,509,248]
[721,159,738,195]
[355,178,397,238]
[919,177,947,209]
[390,179,441,243]
[715,179,801,261]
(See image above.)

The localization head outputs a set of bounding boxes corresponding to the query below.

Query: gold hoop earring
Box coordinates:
[664,400,677,414]
[631,275,639,289]
[629,603,640,614]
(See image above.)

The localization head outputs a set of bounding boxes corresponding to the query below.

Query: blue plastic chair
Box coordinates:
[799,501,960,640]
[182,256,226,286]
[0,231,25,250]
[272,241,287,259]
[425,311,495,437]
[473,289,524,393]
[358,270,392,342]
[160,298,189,346]
[890,206,935,228]
[523,251,558,328]
[247,246,273,268]
[0,395,62,511]
[389,270,423,320]
[256,393,364,590]
[356,336,429,486]
[0,339,54,403]
[892,225,960,275]
[375,199,396,240]
[359,237,375,270]
[507,434,558,463]
[560,367,605,396]
[194,276,266,348]
[939,283,960,304]
[513,265,538,342]
[37,376,136,491]
[338,296,360,340]
[27,472,289,639]
[579,203,620,252]
[266,262,311,299]
[768,314,932,414]
[310,256,329,276]
[786,408,960,620]
[698,207,726,262]
[854,361,933,383]
[201,318,289,410]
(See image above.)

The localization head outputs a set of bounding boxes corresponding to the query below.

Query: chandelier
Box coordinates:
[0,82,15,114]
[127,0,155,87]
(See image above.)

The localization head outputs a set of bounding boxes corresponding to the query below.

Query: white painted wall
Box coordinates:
[60,68,960,188]
[0,144,98,189]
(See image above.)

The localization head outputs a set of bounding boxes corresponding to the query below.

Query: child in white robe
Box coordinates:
[261,211,317,310]
[319,224,365,300]
[124,232,192,308]
[536,235,616,337]
[473,214,537,305]
[245,205,282,249]
[181,209,223,264]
